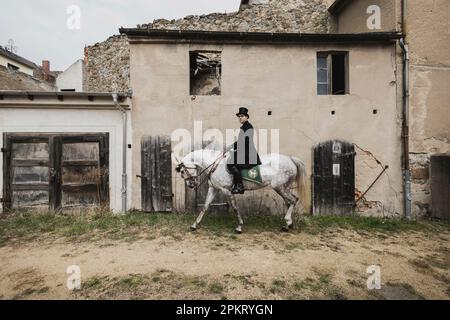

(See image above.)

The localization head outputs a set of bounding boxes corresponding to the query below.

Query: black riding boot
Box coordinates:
[227,165,245,194]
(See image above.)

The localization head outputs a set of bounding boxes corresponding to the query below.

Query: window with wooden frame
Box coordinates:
[317,52,349,95]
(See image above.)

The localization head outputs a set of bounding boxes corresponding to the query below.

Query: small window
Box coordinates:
[317,52,349,95]
[7,63,19,71]
[61,89,76,92]
[190,51,222,96]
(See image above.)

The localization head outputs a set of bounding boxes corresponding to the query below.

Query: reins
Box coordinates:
[179,152,228,190]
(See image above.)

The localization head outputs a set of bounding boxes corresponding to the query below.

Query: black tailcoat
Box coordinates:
[229,121,262,169]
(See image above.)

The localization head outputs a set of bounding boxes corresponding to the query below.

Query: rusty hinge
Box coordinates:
[1,148,7,153]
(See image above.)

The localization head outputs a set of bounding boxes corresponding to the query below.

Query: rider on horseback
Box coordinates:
[226,107,262,194]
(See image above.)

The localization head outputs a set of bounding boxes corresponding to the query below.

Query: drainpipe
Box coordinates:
[112,93,128,214]
[399,38,412,220]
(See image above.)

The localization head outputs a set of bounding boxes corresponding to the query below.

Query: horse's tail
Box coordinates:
[290,157,307,209]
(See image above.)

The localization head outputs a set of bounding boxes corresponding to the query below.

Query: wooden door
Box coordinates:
[431,155,450,222]
[141,135,173,212]
[59,134,109,211]
[313,140,355,216]
[2,133,109,212]
[2,134,52,211]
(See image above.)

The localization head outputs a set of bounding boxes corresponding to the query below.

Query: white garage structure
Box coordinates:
[0,91,131,213]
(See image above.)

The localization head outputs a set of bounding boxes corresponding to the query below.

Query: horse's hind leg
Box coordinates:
[274,186,298,232]
[228,195,244,234]
[191,186,218,231]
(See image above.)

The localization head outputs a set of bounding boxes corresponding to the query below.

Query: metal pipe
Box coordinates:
[401,0,407,33]
[112,93,127,214]
[355,166,389,205]
[399,38,412,220]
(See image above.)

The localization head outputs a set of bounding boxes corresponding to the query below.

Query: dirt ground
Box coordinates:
[0,214,449,300]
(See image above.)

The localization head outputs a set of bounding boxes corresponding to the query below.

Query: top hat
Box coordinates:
[236,107,250,118]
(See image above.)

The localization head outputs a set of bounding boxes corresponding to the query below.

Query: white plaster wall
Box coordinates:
[130,42,403,216]
[0,107,132,213]
[56,60,85,92]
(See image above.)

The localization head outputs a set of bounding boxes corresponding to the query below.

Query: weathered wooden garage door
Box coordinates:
[141,136,173,212]
[2,133,109,212]
[431,155,450,222]
[313,140,355,216]
[59,135,109,210]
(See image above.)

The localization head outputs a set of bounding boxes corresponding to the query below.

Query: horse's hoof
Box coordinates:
[281,225,292,232]
[234,228,243,234]
[190,226,197,232]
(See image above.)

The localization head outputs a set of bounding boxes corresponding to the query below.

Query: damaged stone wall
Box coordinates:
[84,35,130,93]
[140,0,331,33]
[84,0,332,94]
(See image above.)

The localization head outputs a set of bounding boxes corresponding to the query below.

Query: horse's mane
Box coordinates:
[184,149,222,168]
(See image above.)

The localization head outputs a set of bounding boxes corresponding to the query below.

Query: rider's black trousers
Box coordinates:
[227,164,243,185]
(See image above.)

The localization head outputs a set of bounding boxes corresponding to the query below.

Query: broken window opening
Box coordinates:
[317,52,349,95]
[7,63,19,71]
[190,51,222,96]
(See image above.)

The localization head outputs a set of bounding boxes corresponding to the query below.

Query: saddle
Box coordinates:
[241,166,263,184]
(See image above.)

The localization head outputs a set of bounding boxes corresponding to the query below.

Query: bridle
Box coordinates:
[176,152,227,190]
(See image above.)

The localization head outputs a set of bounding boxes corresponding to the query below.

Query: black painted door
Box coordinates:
[313,140,355,216]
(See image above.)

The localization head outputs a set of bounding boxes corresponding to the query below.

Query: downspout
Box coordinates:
[399,38,412,220]
[401,0,406,32]
[112,93,128,214]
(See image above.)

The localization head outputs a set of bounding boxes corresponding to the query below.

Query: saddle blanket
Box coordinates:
[241,166,263,184]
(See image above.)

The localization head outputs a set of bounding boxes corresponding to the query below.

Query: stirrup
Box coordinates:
[232,184,245,194]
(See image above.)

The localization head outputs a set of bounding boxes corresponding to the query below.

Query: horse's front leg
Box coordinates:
[191,186,218,231]
[228,195,244,234]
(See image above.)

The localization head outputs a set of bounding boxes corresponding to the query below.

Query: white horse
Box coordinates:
[176,149,307,233]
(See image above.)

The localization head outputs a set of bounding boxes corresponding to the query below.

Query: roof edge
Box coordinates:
[120,28,403,43]
[0,91,129,98]
[0,47,39,70]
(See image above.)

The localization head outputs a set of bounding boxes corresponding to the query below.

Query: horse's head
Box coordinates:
[175,161,198,189]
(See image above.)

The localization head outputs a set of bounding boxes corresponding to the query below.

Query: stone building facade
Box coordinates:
[75,0,447,218]
[328,0,450,218]
[83,0,332,93]
[120,0,405,217]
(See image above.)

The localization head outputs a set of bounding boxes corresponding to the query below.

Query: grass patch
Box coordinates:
[208,282,225,294]
[83,276,108,290]
[0,210,448,247]
[298,215,445,235]
[78,271,227,300]
[116,275,146,289]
